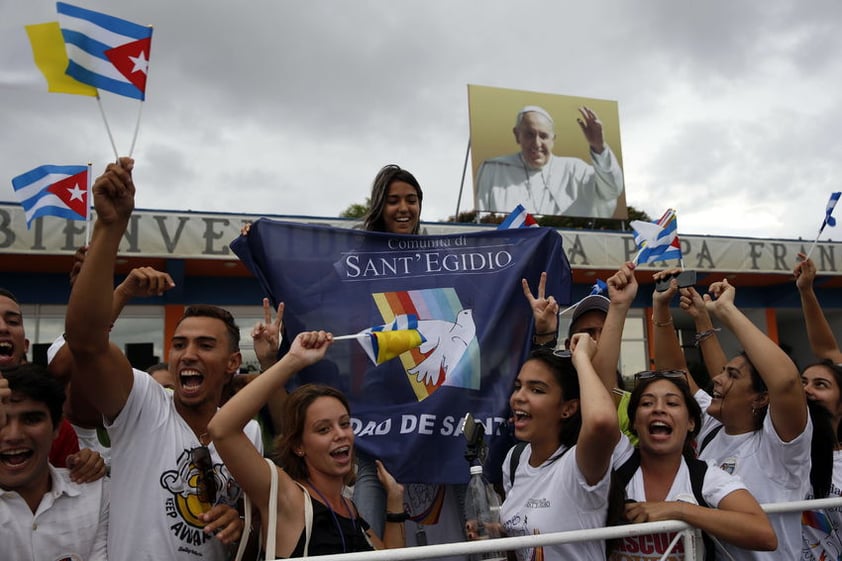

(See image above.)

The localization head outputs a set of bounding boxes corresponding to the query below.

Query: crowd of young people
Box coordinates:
[3,156,842,561]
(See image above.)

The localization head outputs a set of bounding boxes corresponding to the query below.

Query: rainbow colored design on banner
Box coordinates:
[371,288,480,401]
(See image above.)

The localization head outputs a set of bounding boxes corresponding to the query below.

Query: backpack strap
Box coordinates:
[508,442,528,487]
[509,441,575,487]
[615,451,715,561]
[698,424,723,455]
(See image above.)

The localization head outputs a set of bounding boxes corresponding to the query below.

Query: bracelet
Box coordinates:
[694,328,721,346]
[385,510,411,523]
[651,315,673,327]
[532,335,557,348]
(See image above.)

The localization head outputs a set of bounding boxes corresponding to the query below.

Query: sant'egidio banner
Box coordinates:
[0,203,841,276]
[231,220,571,484]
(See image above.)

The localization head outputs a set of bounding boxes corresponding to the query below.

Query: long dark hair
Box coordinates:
[361,164,423,234]
[272,384,353,483]
[627,373,702,462]
[521,348,582,448]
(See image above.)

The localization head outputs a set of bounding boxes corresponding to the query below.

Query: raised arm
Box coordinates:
[572,333,620,485]
[650,269,700,394]
[207,331,332,521]
[679,286,727,385]
[522,272,559,347]
[249,299,286,433]
[64,158,136,422]
[625,487,776,551]
[794,252,842,362]
[705,280,807,442]
[593,262,637,391]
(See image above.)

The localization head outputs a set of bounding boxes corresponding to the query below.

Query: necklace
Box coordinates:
[307,480,357,553]
[519,154,552,213]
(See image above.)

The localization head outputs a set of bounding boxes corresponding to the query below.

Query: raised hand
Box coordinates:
[793,251,817,291]
[577,106,605,154]
[92,157,135,225]
[704,279,736,316]
[606,261,637,309]
[118,267,176,298]
[287,330,333,367]
[252,298,284,371]
[522,272,558,337]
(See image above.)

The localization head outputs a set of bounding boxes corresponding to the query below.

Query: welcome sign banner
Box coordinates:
[231,221,571,483]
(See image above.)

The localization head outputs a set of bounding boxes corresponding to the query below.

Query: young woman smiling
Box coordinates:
[609,371,775,561]
[500,333,619,561]
[207,330,406,558]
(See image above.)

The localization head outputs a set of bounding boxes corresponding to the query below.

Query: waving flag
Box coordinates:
[337,315,427,365]
[821,192,841,233]
[0,23,97,96]
[57,2,153,100]
[630,208,682,265]
[589,279,607,295]
[11,164,89,228]
[498,204,539,230]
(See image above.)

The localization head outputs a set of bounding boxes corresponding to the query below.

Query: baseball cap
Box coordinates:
[568,295,610,337]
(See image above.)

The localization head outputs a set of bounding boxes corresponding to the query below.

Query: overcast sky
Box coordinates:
[2,0,842,241]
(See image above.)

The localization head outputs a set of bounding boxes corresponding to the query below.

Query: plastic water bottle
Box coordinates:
[465,465,506,561]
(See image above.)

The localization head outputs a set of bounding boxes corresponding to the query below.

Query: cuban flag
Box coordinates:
[11,164,89,228]
[57,2,152,100]
[630,208,682,265]
[820,192,842,233]
[497,204,539,230]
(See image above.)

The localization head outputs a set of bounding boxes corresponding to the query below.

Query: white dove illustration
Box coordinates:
[407,309,476,386]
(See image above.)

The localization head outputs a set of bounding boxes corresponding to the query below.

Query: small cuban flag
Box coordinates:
[589,279,607,296]
[57,2,153,100]
[11,164,90,228]
[498,204,539,230]
[821,192,842,233]
[334,315,426,365]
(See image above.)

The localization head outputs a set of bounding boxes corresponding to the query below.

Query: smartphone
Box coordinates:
[461,412,484,445]
[655,270,697,292]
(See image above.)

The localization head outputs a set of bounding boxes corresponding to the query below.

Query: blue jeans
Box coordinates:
[353,451,387,537]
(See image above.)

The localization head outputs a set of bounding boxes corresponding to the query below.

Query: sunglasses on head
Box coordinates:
[633,370,688,386]
[191,446,218,506]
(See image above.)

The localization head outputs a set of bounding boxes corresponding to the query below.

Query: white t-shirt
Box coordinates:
[609,435,746,561]
[105,370,263,561]
[801,449,842,560]
[475,148,624,218]
[501,442,612,561]
[696,389,813,561]
[1,463,109,561]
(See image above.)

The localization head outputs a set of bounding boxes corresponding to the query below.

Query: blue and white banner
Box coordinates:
[232,221,570,483]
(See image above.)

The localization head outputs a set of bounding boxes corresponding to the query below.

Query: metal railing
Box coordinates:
[282,496,842,561]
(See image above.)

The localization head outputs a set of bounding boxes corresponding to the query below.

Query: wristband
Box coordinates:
[651,315,673,327]
[386,510,411,523]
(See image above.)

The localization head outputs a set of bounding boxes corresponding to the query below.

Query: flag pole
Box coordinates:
[128,99,145,158]
[85,162,93,245]
[333,334,362,341]
[95,93,120,160]
[128,29,151,158]
[803,227,824,262]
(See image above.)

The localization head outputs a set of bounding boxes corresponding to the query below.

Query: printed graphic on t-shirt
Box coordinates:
[159,448,241,550]
[610,532,684,561]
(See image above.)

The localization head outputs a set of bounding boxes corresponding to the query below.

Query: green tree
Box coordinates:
[448,206,652,231]
[340,198,370,219]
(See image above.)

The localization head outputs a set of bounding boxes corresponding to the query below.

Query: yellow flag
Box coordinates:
[24,22,97,96]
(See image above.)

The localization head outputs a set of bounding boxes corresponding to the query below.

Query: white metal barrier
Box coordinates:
[281,496,842,561]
